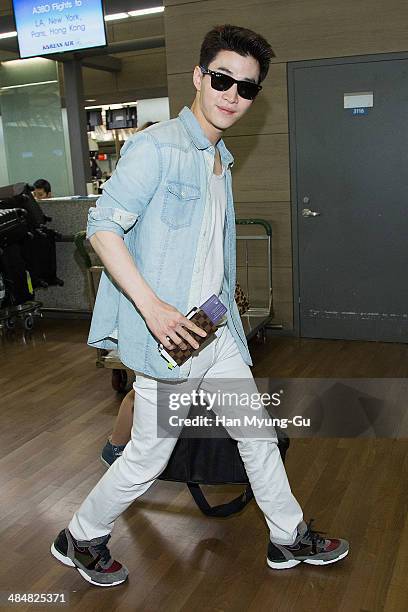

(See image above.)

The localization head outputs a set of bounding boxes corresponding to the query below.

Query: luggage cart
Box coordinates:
[75,231,131,392]
[0,300,43,331]
[0,207,43,331]
[236,218,273,342]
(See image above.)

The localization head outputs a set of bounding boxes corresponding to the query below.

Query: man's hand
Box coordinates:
[140,296,207,351]
[89,232,207,352]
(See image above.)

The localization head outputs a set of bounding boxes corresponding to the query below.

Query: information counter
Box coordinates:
[36,196,98,313]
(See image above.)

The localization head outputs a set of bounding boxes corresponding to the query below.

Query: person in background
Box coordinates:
[32,179,51,200]
[90,154,102,180]
[100,118,160,466]
[100,390,134,466]
[137,120,158,131]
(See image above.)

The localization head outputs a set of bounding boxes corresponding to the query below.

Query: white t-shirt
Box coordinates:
[199,167,227,303]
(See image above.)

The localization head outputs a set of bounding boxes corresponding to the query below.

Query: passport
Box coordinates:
[158,294,227,369]
[200,294,228,323]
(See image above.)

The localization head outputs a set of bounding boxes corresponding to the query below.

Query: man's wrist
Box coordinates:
[133,290,157,316]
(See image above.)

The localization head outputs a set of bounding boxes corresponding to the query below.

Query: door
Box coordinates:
[289,54,408,342]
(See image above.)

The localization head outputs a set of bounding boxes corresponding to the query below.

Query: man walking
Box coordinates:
[51,25,349,586]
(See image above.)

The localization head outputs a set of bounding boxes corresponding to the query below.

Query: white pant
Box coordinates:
[69,326,303,545]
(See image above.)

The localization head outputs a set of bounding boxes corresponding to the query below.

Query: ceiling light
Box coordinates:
[85,102,137,110]
[0,80,58,90]
[0,31,17,39]
[104,13,129,22]
[2,57,50,66]
[85,99,96,102]
[128,7,164,17]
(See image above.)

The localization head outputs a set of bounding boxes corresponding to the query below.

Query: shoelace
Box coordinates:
[92,536,112,567]
[303,519,326,554]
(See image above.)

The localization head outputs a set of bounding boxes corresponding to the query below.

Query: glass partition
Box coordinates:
[0,58,72,196]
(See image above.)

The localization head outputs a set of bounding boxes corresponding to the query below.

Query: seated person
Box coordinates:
[32,179,52,200]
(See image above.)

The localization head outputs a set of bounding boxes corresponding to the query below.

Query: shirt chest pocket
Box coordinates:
[161,181,201,229]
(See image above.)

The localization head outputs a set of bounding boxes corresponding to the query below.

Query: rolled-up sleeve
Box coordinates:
[86,132,160,239]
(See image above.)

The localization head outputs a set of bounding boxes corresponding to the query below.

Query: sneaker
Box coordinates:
[267,520,349,569]
[101,438,126,467]
[51,528,128,587]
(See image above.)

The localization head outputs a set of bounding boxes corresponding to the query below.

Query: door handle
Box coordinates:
[302,208,321,218]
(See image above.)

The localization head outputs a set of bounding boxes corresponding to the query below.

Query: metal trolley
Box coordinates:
[75,231,131,392]
[0,300,43,331]
[75,218,273,391]
[236,218,273,342]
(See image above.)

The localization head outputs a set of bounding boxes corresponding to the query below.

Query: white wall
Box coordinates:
[136,97,170,125]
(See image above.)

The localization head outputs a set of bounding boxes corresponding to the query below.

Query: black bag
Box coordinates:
[159,408,290,517]
[0,242,33,306]
[0,183,45,229]
[0,208,28,248]
[21,228,63,288]
[0,185,63,301]
[0,184,63,289]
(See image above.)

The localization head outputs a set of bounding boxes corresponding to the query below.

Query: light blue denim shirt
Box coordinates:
[86,106,252,379]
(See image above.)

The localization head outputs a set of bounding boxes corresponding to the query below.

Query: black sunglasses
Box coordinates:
[200,66,262,100]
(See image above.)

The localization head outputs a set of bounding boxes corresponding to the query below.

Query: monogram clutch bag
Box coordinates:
[158,294,227,369]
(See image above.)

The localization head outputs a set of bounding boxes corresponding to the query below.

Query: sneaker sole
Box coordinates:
[100,456,112,468]
[266,558,301,570]
[267,548,349,569]
[50,543,127,587]
[303,548,349,565]
[51,543,75,568]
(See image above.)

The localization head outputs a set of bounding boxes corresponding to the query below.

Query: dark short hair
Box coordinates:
[199,24,275,83]
[137,121,159,131]
[33,179,51,194]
